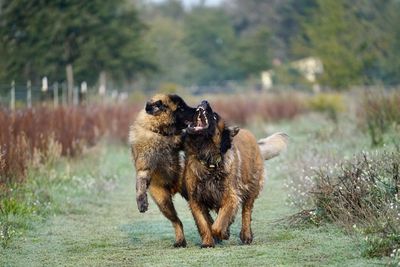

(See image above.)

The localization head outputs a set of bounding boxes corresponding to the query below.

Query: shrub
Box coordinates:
[288,151,400,258]
[307,93,345,122]
[358,90,400,146]
[272,65,313,90]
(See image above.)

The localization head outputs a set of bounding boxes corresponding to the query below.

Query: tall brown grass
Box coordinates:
[358,90,400,146]
[210,93,306,125]
[0,104,140,184]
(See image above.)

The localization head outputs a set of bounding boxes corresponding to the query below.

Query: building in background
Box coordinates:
[261,57,323,92]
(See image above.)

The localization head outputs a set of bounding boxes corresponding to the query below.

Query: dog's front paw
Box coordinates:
[223,227,230,240]
[240,229,253,245]
[211,225,229,240]
[200,242,215,248]
[136,193,149,213]
[174,238,187,248]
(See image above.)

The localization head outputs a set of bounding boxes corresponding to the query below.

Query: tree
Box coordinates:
[233,27,271,79]
[290,0,364,89]
[290,0,399,89]
[144,15,200,86]
[0,0,155,91]
[183,6,239,85]
[224,0,293,61]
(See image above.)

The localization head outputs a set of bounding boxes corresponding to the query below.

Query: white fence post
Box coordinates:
[27,80,32,108]
[10,80,15,111]
[42,77,48,92]
[80,82,87,104]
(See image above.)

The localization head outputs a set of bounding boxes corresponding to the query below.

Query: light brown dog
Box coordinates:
[183,100,288,247]
[129,94,195,247]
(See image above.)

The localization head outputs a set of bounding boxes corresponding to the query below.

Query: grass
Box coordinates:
[0,114,390,266]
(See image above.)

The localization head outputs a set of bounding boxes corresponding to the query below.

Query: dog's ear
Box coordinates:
[220,126,240,154]
[168,94,185,106]
[228,126,240,138]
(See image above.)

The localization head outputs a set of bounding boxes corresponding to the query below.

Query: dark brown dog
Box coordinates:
[183,100,288,247]
[129,94,195,247]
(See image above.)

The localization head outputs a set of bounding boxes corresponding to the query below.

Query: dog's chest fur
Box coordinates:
[190,162,227,210]
[131,123,181,176]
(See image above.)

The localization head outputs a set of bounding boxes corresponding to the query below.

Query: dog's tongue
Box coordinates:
[190,108,208,131]
[194,119,204,130]
[197,116,205,127]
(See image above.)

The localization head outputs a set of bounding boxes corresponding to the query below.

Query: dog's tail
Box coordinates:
[258,132,288,161]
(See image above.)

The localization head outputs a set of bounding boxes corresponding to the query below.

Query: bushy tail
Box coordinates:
[258,132,288,160]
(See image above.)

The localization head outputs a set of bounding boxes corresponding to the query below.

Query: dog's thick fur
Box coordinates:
[183,101,288,247]
[129,94,195,247]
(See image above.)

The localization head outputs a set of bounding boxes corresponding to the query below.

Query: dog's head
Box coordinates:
[144,94,195,133]
[187,100,239,154]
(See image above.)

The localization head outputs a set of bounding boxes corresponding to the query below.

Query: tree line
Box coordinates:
[0,0,156,95]
[1,0,399,91]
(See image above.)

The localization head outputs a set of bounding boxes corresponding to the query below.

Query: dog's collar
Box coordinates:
[199,155,222,169]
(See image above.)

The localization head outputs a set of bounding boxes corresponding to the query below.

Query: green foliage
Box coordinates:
[1,0,399,91]
[0,0,156,85]
[272,65,312,89]
[360,90,400,146]
[3,0,399,88]
[183,7,239,84]
[144,15,197,86]
[291,0,361,89]
[307,93,345,122]
[141,2,272,87]
[361,229,400,259]
[291,0,400,89]
[233,27,271,79]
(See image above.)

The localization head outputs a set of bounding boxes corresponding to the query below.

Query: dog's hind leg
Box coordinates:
[149,185,186,248]
[240,197,255,244]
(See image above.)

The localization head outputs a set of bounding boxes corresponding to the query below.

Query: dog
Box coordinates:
[183,100,288,247]
[129,94,195,247]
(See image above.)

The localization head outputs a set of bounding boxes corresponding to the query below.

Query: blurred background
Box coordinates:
[1,0,400,105]
[1,1,400,265]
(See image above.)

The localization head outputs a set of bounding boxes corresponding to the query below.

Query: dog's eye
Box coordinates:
[175,104,183,111]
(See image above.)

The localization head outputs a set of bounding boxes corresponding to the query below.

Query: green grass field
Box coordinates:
[0,114,391,266]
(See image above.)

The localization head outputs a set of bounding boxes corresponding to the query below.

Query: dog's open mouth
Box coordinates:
[189,106,209,132]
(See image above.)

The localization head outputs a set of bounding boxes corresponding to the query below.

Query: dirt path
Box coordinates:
[1,145,384,266]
